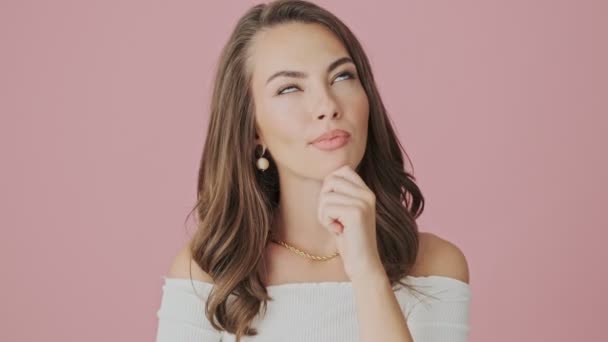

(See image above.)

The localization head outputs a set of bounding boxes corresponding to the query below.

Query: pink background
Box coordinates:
[1,0,605,341]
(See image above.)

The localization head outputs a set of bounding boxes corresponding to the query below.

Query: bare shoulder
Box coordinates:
[167,241,214,284]
[410,232,470,284]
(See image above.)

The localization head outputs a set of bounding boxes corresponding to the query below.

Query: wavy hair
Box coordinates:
[185,0,428,339]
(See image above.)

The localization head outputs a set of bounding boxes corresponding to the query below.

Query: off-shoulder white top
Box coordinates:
[155,274,472,342]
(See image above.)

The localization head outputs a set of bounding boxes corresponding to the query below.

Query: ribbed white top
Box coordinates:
[155,274,472,342]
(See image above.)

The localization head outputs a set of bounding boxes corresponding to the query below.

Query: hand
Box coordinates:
[317,165,385,281]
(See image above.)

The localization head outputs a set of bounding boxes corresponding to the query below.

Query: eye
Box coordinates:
[334,71,355,82]
[275,71,357,96]
[276,84,299,96]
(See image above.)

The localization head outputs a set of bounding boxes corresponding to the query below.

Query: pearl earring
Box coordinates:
[256,144,269,171]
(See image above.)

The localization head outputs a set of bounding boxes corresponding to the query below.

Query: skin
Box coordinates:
[249,22,369,270]
[165,19,470,342]
[248,22,414,341]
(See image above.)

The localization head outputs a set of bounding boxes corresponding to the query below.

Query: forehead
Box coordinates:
[248,22,350,84]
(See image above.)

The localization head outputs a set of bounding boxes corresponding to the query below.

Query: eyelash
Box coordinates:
[276,71,356,96]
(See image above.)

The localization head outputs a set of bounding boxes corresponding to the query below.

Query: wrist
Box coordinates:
[350,266,389,288]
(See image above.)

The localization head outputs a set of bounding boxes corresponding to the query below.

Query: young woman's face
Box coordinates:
[249,22,369,179]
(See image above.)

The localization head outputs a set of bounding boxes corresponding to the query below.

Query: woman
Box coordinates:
[156,0,471,341]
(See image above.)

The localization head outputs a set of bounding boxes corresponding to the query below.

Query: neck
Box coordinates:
[271,172,338,257]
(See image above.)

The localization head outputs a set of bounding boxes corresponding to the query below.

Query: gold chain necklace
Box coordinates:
[270,238,340,261]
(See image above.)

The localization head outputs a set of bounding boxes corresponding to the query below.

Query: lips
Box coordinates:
[310,129,351,144]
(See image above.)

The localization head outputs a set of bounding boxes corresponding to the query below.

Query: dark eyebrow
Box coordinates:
[265,56,354,85]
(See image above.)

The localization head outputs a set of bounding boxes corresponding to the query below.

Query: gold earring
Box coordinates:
[256,144,269,171]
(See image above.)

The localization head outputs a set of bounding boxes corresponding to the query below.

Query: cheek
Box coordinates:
[337,86,369,121]
[261,102,307,144]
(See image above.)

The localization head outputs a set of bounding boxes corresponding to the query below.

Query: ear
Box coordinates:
[254,129,264,145]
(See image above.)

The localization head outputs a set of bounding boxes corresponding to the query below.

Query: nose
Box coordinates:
[313,89,341,121]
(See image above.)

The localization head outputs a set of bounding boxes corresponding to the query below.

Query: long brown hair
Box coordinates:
[186,0,428,339]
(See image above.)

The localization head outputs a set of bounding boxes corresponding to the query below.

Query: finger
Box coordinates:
[318,192,363,235]
[319,203,353,234]
[331,165,367,188]
[319,204,363,234]
[319,191,367,211]
[324,169,376,204]
[321,174,368,200]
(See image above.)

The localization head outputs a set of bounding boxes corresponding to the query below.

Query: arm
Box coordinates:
[352,270,414,342]
[352,233,471,342]
[156,244,223,342]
